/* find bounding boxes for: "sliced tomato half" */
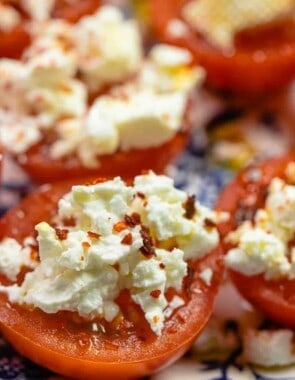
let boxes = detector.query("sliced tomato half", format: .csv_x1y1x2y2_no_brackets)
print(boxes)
216,153,295,327
149,0,295,95
0,179,223,379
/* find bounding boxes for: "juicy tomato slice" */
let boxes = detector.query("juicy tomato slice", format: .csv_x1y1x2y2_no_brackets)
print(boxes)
0,24,31,59
216,153,295,327
15,99,192,184
17,130,189,184
0,180,223,379
149,0,295,95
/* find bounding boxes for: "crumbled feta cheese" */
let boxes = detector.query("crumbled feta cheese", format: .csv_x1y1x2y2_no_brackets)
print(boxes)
75,5,142,92
226,171,295,280
243,329,295,366
182,0,294,51
0,111,41,154
0,4,21,31
166,19,190,39
83,90,186,158
199,268,213,286
139,44,204,94
150,44,193,67
0,7,201,168
0,60,27,112
21,0,55,21
0,238,36,281
0,173,222,336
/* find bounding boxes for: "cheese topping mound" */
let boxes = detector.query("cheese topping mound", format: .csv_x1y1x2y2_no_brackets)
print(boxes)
0,172,224,335
75,6,143,93
226,162,295,280
182,0,294,51
0,39,202,167
244,328,295,366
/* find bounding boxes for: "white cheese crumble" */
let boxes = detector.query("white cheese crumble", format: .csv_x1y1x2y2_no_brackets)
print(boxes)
21,0,55,21
182,0,294,51
244,329,295,366
0,4,21,32
199,268,213,286
0,172,224,336
0,238,36,281
75,6,143,93
226,163,295,280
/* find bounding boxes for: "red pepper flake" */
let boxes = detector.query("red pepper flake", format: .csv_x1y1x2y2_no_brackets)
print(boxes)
87,231,100,240
124,213,141,228
62,217,76,227
85,178,107,186
159,263,166,269
55,228,69,240
113,263,120,271
140,226,155,258
183,195,196,219
121,233,133,245
113,221,128,233
82,241,90,249
153,315,160,323
150,289,161,298
204,218,216,229
136,192,146,200
30,248,39,262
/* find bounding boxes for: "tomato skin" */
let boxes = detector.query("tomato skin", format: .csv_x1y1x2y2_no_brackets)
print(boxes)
0,180,224,379
149,0,295,95
216,153,295,327
0,24,31,59
16,130,189,184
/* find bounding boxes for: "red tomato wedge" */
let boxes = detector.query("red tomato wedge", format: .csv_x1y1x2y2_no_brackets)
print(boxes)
52,0,101,22
216,153,295,327
0,24,31,59
0,0,101,58
0,179,223,379
15,100,192,184
149,0,295,95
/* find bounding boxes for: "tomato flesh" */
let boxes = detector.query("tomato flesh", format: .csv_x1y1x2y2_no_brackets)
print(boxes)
0,180,223,379
216,153,295,327
149,0,295,95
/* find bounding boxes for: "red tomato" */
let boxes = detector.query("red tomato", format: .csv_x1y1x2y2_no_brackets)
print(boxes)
149,0,295,95
15,100,192,184
0,24,31,59
216,153,295,327
0,179,223,379
0,0,101,58
52,0,101,22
